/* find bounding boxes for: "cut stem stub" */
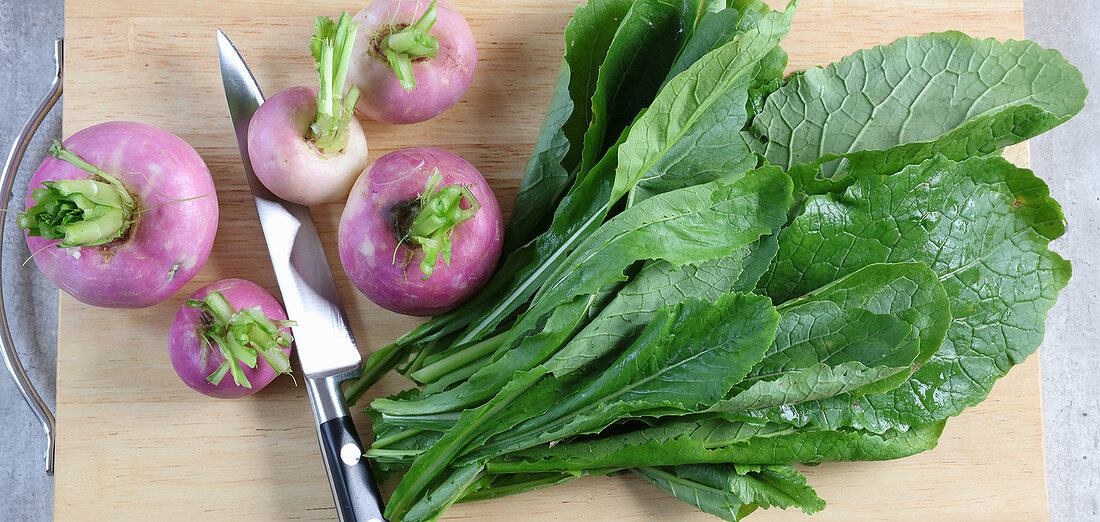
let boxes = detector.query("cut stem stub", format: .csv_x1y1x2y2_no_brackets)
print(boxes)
391,169,481,279
379,0,440,91
186,291,296,389
18,140,135,247
309,12,362,154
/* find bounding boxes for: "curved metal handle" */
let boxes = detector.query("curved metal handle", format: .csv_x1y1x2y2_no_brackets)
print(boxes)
0,39,63,474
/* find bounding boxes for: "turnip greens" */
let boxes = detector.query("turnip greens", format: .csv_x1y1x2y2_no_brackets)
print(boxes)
343,1,1086,519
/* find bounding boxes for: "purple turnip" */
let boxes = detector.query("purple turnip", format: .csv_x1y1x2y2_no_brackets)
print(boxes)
338,147,502,316
349,0,477,124
248,13,369,206
19,121,218,309
169,278,295,399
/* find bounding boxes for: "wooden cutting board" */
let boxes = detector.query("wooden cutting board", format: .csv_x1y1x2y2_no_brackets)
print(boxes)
56,0,1048,519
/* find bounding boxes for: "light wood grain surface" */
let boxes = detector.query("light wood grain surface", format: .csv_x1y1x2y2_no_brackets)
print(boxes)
56,0,1047,519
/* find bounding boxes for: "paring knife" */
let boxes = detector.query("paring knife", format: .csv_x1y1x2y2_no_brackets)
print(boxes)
216,29,386,522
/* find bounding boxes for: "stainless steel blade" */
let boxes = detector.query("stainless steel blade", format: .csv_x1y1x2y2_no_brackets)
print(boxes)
216,29,361,378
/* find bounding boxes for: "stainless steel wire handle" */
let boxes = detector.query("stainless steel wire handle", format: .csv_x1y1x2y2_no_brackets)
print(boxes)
1,39,63,474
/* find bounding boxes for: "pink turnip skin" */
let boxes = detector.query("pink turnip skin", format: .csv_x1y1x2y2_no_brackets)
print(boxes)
169,278,294,399
339,147,502,316
350,0,478,124
247,86,370,206
24,121,218,309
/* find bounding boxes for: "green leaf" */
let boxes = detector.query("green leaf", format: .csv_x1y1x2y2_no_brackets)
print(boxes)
660,1,774,86
748,32,1088,194
636,464,824,521
489,418,943,473
559,0,638,174
617,2,795,203
504,63,575,253
712,302,920,413
505,0,636,252
579,0,702,174
753,155,1070,431
545,253,753,377
309,12,360,153
401,463,484,522
458,472,580,503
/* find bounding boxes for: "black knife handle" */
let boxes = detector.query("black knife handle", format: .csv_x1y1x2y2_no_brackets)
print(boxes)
318,415,387,522
307,374,386,522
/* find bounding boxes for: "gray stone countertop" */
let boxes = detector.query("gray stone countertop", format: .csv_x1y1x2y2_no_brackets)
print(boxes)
0,1,1096,520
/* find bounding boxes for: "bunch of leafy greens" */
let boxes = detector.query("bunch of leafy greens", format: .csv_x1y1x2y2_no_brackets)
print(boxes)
344,1,1086,520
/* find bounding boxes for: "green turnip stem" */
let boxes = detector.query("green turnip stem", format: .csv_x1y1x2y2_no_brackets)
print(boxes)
309,12,360,154
402,170,482,279
371,427,426,450
203,292,237,322
421,354,489,394
17,141,136,247
387,31,436,57
186,292,295,388
365,448,426,459
47,140,134,207
386,49,418,91
412,0,438,33
410,332,507,384
383,0,439,91
343,341,410,405
61,211,125,246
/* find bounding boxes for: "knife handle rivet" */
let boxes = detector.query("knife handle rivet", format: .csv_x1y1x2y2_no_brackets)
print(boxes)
340,443,362,466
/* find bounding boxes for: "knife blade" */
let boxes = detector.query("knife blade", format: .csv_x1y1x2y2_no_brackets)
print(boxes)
216,28,386,522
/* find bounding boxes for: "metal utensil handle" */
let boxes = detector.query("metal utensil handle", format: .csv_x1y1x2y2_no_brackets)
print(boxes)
0,39,63,474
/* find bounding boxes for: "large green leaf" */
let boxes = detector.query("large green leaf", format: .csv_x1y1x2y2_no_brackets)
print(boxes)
636,464,824,521
661,0,774,86
504,63,575,254
715,302,919,413
505,0,637,252
579,0,703,174
753,155,1071,431
703,262,949,414
488,418,944,473
748,32,1087,194
618,2,796,203
545,254,753,377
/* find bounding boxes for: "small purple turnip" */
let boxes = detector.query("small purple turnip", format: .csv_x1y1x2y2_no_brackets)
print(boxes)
338,147,502,316
169,278,295,399
248,13,369,205
349,0,478,124
20,121,218,309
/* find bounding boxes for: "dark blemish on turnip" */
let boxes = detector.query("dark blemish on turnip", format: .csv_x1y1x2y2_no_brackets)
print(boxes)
390,198,424,244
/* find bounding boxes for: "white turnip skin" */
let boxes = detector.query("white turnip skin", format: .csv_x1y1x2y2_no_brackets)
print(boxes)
23,121,218,309
169,278,294,399
339,147,502,316
350,0,478,124
247,86,370,206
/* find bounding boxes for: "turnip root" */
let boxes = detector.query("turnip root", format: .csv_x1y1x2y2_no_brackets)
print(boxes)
169,278,295,399
248,13,369,205
349,0,477,124
338,147,502,316
20,121,218,308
